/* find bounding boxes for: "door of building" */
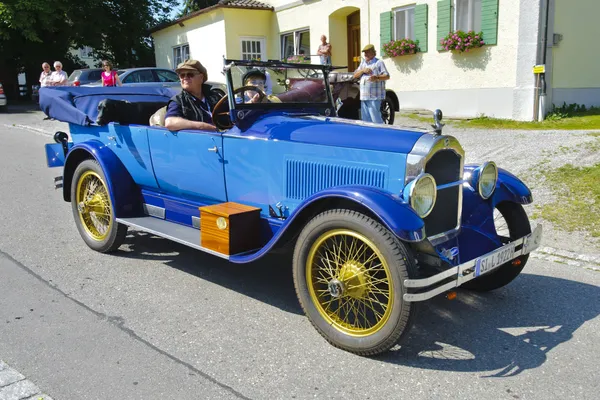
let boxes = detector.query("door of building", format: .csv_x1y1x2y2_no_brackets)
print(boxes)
347,11,361,72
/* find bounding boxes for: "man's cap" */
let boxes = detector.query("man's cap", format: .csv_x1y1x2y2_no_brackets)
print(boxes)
362,44,375,52
175,60,208,79
243,68,266,83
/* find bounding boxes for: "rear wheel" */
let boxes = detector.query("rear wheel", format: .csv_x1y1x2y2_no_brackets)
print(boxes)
293,209,416,355
464,202,531,292
381,96,395,125
71,159,127,253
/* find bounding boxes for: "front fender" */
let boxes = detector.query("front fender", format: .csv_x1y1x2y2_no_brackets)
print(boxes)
63,140,142,217
230,185,425,263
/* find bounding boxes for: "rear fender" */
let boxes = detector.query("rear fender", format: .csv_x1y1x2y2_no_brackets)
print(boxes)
62,141,142,217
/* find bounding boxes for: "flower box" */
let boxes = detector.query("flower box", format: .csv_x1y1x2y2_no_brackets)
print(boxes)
440,30,485,53
382,39,420,58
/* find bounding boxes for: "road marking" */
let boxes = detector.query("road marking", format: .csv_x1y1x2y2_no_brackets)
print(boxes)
0,359,53,400
1,124,53,137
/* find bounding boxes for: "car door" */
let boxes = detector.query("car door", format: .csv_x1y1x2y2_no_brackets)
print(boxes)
154,69,182,89
147,127,227,203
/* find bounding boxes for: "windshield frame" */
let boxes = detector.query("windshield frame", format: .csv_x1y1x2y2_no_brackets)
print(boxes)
223,59,343,120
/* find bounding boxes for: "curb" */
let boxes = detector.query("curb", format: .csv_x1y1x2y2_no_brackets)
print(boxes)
532,246,600,272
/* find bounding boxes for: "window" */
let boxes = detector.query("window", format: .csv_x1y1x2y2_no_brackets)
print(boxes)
394,5,415,40
280,29,310,60
240,38,266,61
156,70,179,82
79,46,93,58
455,0,482,32
173,44,190,67
123,70,155,84
88,70,102,81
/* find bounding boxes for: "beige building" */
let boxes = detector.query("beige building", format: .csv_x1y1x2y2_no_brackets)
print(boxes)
150,0,600,121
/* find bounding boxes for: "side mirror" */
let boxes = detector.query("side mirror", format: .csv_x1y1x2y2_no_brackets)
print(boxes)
432,109,444,135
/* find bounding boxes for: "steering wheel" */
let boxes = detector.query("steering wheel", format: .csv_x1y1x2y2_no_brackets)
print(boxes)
212,85,267,130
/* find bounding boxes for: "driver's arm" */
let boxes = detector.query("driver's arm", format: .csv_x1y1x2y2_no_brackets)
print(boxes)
165,116,216,132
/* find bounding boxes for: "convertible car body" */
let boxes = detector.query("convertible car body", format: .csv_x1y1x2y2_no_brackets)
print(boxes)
41,59,542,356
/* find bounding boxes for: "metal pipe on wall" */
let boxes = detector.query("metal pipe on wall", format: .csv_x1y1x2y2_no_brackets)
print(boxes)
535,0,551,121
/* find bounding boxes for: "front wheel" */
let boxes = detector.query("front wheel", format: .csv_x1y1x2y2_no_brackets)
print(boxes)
70,159,127,253
463,202,531,292
293,209,416,355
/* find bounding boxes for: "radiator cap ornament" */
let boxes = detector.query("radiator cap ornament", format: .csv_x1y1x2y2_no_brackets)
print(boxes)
432,109,444,135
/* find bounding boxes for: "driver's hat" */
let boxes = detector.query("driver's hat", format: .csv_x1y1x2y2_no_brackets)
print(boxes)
242,68,267,84
176,59,208,80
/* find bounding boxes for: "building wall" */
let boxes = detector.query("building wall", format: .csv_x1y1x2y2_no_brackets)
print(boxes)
223,9,275,60
152,11,227,83
550,0,600,107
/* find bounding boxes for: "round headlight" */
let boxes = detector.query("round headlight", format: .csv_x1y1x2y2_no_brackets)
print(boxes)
478,162,498,199
409,174,437,218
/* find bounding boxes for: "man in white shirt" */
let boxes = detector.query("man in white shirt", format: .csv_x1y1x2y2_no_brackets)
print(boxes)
50,61,68,86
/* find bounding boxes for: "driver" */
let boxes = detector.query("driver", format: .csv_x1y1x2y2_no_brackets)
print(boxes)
165,60,222,132
237,69,268,104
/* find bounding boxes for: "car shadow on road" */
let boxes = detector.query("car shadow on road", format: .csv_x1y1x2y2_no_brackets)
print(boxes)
119,231,302,315
379,273,600,376
118,231,598,376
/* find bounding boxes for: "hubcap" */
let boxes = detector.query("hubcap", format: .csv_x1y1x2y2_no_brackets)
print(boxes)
306,229,394,337
76,170,113,241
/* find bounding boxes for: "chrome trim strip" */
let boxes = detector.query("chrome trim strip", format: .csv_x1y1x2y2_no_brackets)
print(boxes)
402,225,542,302
143,204,166,219
192,216,200,229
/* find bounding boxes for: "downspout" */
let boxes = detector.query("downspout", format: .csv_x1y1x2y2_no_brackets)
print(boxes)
536,0,550,121
367,0,371,44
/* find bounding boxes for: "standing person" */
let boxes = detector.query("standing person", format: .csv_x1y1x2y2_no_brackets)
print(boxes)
50,61,68,86
39,63,52,87
164,59,221,132
353,44,389,124
317,35,332,65
101,60,122,87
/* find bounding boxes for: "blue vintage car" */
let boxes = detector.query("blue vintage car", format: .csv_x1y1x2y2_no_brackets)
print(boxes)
41,59,542,356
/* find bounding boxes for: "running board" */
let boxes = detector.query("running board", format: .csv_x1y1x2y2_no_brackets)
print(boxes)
116,217,230,260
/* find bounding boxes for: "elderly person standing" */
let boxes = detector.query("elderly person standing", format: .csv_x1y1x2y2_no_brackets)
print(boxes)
317,35,332,65
353,44,389,124
39,62,52,87
50,61,68,86
164,59,222,132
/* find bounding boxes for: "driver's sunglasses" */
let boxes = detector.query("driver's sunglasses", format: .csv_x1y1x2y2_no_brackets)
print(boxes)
179,72,199,79
247,79,265,86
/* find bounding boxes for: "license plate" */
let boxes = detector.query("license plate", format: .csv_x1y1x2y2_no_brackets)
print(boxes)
474,243,516,277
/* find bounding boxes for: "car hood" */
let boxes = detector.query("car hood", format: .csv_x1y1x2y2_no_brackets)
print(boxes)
232,114,428,154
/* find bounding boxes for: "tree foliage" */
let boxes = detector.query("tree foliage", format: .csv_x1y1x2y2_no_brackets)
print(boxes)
180,0,220,16
0,0,177,98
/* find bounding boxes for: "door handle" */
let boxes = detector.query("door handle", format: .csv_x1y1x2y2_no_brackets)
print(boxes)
208,146,218,152
107,136,116,141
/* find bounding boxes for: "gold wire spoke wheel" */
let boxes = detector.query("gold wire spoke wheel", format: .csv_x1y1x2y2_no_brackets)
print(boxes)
306,229,394,337
493,208,510,242
76,170,113,241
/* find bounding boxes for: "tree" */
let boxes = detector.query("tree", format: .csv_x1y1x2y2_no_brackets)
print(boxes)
180,0,220,16
0,0,177,99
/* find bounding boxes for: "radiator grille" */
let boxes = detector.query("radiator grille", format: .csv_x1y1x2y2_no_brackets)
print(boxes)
424,150,462,237
285,160,386,200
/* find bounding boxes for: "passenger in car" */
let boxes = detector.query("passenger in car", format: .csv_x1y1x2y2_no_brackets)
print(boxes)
164,60,222,132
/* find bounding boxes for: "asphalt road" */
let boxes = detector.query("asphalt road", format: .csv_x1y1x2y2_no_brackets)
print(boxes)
0,107,599,400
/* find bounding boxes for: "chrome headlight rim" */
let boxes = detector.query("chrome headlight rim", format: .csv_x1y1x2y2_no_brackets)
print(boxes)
407,173,437,218
477,161,498,200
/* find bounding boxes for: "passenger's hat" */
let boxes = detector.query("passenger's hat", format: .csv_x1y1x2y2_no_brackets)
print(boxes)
361,44,375,52
175,59,208,79
242,68,267,83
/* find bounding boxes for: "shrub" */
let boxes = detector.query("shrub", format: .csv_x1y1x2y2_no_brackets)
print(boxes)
440,30,485,53
382,39,420,58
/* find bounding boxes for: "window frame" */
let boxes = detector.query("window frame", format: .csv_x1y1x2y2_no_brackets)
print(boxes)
172,44,190,68
280,28,310,60
240,37,266,61
393,4,416,41
454,0,482,32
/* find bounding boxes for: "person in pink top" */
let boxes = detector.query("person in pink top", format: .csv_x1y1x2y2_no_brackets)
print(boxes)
101,60,122,87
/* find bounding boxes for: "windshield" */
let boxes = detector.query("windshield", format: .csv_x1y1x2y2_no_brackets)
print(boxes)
228,62,331,108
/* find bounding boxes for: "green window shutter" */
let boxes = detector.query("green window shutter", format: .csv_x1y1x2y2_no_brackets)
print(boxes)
380,11,392,55
481,0,499,45
414,4,429,52
437,0,451,51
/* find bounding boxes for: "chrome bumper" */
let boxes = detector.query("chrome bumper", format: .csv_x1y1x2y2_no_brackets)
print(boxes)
403,224,543,302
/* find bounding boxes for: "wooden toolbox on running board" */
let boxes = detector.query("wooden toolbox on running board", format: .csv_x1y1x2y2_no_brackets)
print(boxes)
199,202,261,255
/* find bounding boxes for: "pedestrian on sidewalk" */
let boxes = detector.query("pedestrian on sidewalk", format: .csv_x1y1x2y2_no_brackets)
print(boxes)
39,63,52,87
101,60,122,87
353,44,389,124
50,61,68,86
317,35,332,65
